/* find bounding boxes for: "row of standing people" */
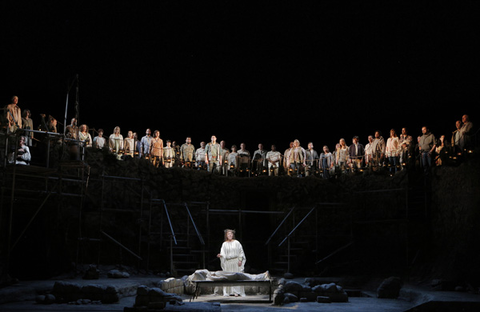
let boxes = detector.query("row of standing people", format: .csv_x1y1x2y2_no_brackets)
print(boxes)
60,114,475,177
3,96,473,176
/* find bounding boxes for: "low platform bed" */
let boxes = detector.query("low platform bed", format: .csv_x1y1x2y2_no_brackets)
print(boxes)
191,280,273,302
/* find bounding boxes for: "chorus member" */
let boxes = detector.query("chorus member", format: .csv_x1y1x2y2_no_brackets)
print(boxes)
459,114,473,151
252,143,267,174
216,229,246,297
371,131,385,169
348,136,365,171
399,136,413,170
364,135,374,167
220,140,229,175
109,126,124,155
335,138,348,173
78,124,93,147
283,142,294,173
399,128,408,144
9,136,31,165
47,115,58,133
418,126,436,174
406,136,416,170
140,128,153,159
124,130,135,158
93,129,106,149
385,129,400,174
266,144,281,176
5,95,22,133
227,145,238,175
435,135,446,166
134,132,141,157
65,118,78,139
320,145,334,179
195,141,206,170
451,120,462,153
150,130,164,167
205,135,222,173
304,142,318,176
38,113,49,131
21,109,34,146
171,141,181,167
163,140,175,168
289,139,306,176
237,143,251,175
180,137,196,167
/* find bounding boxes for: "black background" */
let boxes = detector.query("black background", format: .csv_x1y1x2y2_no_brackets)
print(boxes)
3,1,478,152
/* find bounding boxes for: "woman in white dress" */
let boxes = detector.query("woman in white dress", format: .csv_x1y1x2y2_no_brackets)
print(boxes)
217,229,246,297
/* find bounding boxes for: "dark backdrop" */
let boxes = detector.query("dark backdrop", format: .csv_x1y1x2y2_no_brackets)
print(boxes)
3,2,478,152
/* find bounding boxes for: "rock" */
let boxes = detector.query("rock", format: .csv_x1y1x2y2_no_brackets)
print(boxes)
52,281,82,302
83,265,100,280
283,281,304,295
107,269,130,278
431,279,453,291
284,272,294,279
299,291,317,302
273,291,285,306
82,284,107,301
35,295,46,304
328,292,349,302
283,292,298,303
137,285,149,296
312,282,349,302
149,301,166,309
44,294,56,304
135,294,150,307
317,295,332,303
377,276,403,299
133,285,183,308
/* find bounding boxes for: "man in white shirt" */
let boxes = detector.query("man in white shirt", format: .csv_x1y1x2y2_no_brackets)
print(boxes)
266,145,282,176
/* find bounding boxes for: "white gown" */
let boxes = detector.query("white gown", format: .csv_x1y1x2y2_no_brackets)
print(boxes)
219,240,246,296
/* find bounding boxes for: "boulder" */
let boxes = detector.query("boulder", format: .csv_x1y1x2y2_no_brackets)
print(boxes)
83,265,100,280
283,292,298,304
52,281,82,302
316,295,332,303
312,282,348,302
282,281,305,296
107,269,130,278
377,276,403,299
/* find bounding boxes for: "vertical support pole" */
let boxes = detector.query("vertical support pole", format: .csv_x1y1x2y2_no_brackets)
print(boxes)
138,180,144,271
46,137,51,168
405,187,409,266
6,134,19,274
170,235,174,276
287,236,291,274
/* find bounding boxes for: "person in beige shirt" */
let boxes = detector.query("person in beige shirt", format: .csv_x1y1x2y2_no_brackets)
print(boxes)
164,140,175,168
150,130,164,167
124,130,135,158
5,95,22,133
180,137,196,166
